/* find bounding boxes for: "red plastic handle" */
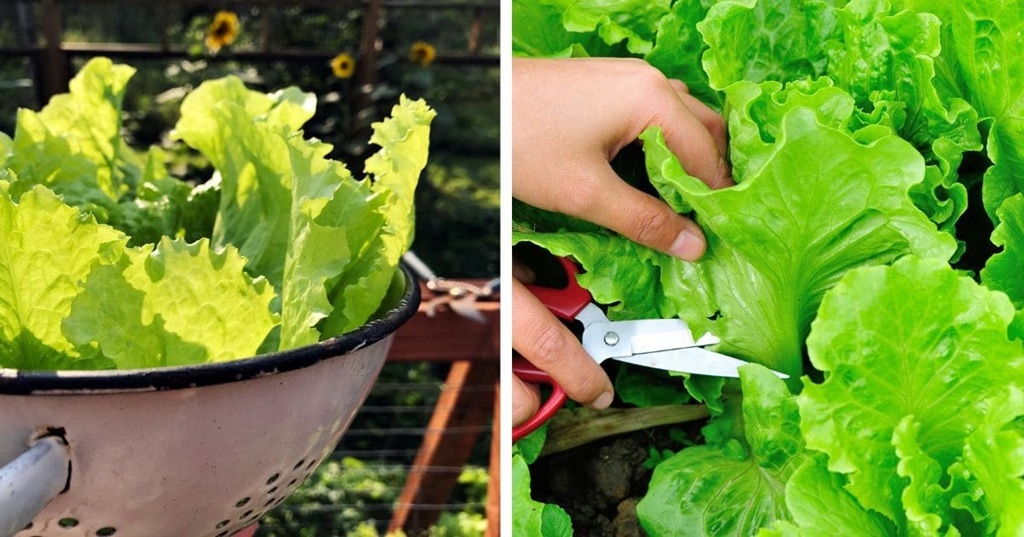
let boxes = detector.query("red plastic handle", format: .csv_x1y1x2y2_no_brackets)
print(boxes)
524,257,592,321
511,355,568,442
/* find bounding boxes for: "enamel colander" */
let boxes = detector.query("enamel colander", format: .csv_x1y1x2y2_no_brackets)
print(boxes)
0,268,420,537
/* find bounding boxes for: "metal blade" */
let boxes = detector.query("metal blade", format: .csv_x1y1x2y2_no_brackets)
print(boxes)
613,347,789,379
583,319,702,361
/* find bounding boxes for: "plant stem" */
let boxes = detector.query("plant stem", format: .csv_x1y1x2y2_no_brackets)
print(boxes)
539,404,709,457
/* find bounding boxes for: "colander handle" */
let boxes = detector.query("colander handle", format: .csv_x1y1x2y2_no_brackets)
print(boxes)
0,435,70,536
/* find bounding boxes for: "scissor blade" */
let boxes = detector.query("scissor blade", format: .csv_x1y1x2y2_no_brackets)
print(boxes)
614,347,789,379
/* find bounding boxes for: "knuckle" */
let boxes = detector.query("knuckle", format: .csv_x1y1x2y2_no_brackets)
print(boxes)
630,206,675,248
526,322,571,366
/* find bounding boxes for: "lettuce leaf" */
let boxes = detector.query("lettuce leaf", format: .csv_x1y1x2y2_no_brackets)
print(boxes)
0,185,275,370
0,58,433,369
638,365,809,536
512,452,574,536
520,96,955,381
0,184,127,370
64,237,277,369
798,256,1024,527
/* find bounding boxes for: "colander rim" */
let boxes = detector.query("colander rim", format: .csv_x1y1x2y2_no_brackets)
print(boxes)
0,266,421,395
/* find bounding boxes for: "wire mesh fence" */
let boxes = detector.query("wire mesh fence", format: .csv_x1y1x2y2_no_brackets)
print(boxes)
256,362,495,536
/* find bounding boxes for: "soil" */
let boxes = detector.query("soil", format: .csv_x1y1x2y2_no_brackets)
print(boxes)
530,429,674,537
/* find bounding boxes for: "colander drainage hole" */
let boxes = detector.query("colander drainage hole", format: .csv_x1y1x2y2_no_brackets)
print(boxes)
215,520,230,529
235,497,251,508
287,478,298,487
96,527,117,536
292,459,305,471
238,510,254,521
58,518,78,528
267,486,279,495
265,473,280,485
264,497,277,508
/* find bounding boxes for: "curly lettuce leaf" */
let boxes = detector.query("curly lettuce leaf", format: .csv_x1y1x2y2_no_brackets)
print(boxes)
512,451,573,536
644,0,720,107
176,80,433,338
698,0,840,91
644,106,955,378
758,458,895,537
638,365,808,536
173,76,315,289
980,193,1024,338
903,0,1024,220
798,256,1024,525
321,96,435,334
0,184,127,370
949,388,1024,534
64,237,277,369
5,58,135,205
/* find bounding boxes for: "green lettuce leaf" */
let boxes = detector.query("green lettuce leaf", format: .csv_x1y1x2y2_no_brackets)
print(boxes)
0,184,127,370
798,256,1024,525
950,388,1024,534
637,364,808,536
758,458,895,537
173,76,315,289
644,106,955,378
906,0,1024,220
644,0,720,107
981,194,1024,338
512,452,573,536
64,237,277,369
5,57,135,205
321,95,435,334
176,79,434,338
698,0,840,91
561,0,671,55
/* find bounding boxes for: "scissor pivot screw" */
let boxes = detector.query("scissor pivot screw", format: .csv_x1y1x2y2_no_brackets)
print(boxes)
604,332,619,346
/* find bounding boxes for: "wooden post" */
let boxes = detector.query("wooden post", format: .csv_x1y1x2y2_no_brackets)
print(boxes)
39,0,69,100
387,360,498,534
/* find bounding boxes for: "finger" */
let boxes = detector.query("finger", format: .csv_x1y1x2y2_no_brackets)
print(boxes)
512,257,536,283
511,374,541,427
567,162,707,260
512,279,614,407
632,71,732,189
667,82,729,161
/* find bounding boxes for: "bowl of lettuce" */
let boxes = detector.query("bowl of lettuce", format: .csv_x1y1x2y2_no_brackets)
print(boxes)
0,57,434,536
513,1,1024,535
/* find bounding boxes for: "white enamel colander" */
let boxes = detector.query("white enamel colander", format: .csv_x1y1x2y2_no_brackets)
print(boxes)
0,269,420,537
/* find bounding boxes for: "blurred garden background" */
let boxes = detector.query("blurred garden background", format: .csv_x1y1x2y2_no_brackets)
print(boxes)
0,1,499,535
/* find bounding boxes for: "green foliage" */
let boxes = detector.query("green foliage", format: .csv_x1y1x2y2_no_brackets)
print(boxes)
0,58,434,370
513,0,1024,535
258,458,490,537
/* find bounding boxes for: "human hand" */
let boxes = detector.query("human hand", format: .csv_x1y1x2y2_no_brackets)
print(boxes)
511,57,732,428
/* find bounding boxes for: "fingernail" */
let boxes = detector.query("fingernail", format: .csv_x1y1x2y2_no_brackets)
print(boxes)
591,390,614,410
669,229,705,261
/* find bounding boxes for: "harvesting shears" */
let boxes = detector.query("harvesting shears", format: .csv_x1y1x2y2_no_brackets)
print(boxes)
512,257,787,442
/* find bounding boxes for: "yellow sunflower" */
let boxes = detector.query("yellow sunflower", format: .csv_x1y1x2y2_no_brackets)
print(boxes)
409,41,436,67
205,11,239,53
330,52,356,79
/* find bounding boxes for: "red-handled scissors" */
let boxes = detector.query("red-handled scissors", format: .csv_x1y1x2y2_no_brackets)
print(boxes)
512,257,787,442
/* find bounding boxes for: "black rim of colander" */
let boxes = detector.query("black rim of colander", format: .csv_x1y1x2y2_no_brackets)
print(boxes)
0,266,421,395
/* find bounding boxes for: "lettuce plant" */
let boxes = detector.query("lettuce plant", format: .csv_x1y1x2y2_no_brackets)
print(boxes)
0,57,434,370
512,0,1024,534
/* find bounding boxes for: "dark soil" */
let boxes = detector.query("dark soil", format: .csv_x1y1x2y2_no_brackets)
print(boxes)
530,429,674,537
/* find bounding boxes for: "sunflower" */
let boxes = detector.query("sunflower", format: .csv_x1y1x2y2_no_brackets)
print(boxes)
409,41,436,67
205,11,239,53
330,52,356,79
